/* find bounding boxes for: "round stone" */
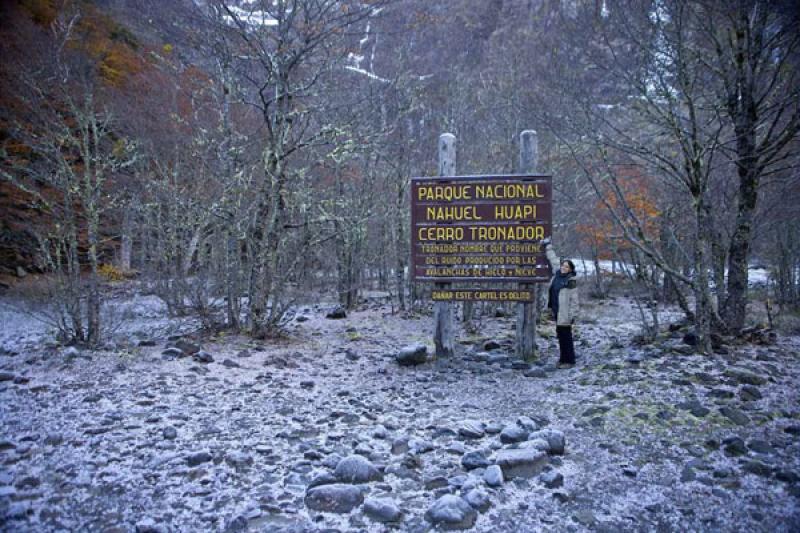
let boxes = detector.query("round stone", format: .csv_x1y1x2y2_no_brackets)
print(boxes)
484,465,504,487
363,497,402,523
305,484,364,513
334,455,383,483
461,450,490,470
464,488,491,513
424,494,477,530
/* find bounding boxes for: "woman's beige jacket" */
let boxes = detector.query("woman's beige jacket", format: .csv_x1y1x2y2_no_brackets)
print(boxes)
546,244,579,326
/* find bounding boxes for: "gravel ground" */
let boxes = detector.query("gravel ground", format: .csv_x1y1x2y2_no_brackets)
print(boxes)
1,292,799,532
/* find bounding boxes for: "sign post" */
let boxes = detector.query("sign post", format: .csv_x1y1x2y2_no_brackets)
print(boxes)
433,133,456,358
413,130,551,361
516,130,540,362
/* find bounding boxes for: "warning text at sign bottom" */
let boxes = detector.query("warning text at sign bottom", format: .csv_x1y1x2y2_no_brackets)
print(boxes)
431,290,534,302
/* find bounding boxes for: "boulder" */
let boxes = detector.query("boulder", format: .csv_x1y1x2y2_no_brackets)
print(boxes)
483,340,501,351
720,407,750,426
540,470,564,488
305,484,364,513
463,488,491,513
391,437,410,455
725,367,768,386
495,448,547,479
334,455,383,484
461,450,490,470
528,429,566,455
500,424,528,444
225,451,253,470
161,347,183,358
308,472,339,489
396,344,428,366
174,340,200,355
739,385,762,401
187,451,213,467
516,416,538,432
326,306,347,319
193,351,214,363
458,421,485,439
682,331,698,346
483,465,504,487
424,494,477,530
363,497,403,523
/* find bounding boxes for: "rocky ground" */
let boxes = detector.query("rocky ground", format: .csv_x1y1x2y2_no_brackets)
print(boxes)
1,292,799,532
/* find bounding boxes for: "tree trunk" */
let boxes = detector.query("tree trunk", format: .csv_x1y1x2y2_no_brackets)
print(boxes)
724,162,758,333
395,179,407,311
721,5,769,334
226,231,240,330
659,221,678,304
183,226,202,276
119,207,133,271
711,227,726,308
248,207,268,336
694,196,718,354
592,249,603,298
86,206,101,346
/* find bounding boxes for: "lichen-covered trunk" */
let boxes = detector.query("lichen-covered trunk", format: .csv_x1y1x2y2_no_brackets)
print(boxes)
86,224,101,346
119,207,133,271
394,180,407,311
249,148,285,337
694,197,717,354
724,159,759,333
226,231,241,330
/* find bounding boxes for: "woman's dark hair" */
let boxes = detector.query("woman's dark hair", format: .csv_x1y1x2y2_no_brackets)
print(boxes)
561,259,576,274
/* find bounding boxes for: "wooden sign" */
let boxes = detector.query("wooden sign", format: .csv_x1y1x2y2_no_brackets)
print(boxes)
411,174,552,284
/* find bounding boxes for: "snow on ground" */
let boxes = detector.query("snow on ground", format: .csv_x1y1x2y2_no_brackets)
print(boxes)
573,259,771,287
1,287,798,532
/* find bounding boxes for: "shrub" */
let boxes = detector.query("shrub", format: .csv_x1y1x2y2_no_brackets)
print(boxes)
98,263,128,282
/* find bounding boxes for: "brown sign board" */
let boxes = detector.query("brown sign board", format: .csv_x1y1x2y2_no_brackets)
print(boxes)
411,174,553,284
431,289,535,302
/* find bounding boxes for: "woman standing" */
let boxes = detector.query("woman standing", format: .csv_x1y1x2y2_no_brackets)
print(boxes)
542,238,579,368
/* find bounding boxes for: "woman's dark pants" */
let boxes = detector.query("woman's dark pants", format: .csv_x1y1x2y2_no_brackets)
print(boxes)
556,325,576,364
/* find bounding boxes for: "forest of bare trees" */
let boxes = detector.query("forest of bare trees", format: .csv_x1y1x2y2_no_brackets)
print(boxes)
1,0,798,350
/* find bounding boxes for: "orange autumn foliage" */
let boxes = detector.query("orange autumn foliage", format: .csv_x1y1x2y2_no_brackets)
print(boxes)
17,0,146,87
19,0,57,25
577,166,660,259
73,9,145,86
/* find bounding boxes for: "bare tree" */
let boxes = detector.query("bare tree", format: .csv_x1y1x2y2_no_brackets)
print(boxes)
704,1,800,332
1,7,135,345
212,0,387,335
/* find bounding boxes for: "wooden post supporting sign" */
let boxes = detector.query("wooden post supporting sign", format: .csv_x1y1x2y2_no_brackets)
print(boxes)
412,130,551,360
516,130,539,362
434,133,456,357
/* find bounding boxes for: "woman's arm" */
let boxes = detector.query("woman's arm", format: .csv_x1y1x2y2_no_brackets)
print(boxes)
545,243,560,272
